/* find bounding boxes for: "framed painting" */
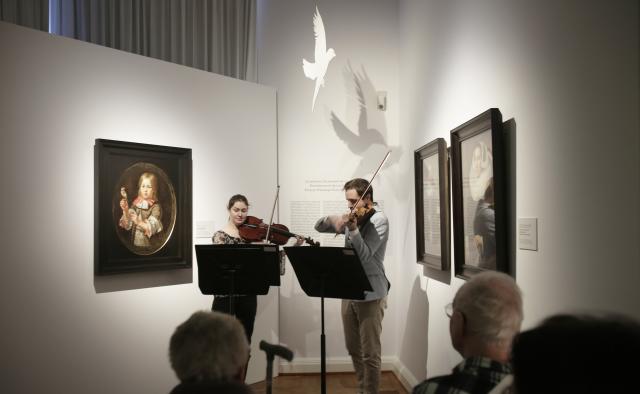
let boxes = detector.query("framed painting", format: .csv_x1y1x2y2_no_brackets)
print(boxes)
94,139,192,275
414,138,450,283
450,109,508,279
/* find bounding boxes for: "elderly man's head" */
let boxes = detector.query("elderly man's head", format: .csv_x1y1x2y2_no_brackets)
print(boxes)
449,271,523,362
169,311,249,383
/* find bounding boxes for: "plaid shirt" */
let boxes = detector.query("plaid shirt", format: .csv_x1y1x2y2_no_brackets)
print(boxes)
412,357,512,394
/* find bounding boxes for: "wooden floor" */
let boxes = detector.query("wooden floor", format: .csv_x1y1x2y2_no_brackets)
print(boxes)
249,371,409,394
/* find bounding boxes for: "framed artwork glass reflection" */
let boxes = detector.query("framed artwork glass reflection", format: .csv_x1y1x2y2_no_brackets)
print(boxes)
450,109,508,279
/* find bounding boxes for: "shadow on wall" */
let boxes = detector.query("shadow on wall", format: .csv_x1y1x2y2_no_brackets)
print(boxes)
399,276,430,382
329,63,403,194
94,268,192,293
502,118,517,279
278,269,327,355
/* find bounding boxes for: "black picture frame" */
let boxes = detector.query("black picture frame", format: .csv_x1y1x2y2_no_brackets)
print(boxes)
414,138,450,283
450,109,507,279
94,139,192,275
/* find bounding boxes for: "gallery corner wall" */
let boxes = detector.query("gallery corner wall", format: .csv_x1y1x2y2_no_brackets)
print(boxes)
259,0,638,388
397,0,639,383
257,0,403,375
0,21,278,393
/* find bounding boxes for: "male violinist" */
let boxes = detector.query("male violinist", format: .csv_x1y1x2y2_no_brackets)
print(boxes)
314,178,390,394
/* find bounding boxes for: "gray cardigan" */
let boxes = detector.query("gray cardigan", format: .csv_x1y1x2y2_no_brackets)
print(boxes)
314,210,389,301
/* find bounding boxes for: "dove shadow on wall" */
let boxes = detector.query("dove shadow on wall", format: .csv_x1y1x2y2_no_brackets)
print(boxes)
329,63,404,197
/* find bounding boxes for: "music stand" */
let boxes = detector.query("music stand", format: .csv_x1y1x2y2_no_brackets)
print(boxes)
284,246,372,394
195,244,280,315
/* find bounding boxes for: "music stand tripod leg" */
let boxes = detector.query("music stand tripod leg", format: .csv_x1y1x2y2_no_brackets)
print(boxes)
229,269,236,316
321,293,326,394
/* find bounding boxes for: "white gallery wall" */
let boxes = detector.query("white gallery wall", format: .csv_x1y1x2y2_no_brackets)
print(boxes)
396,0,639,384
258,0,639,388
0,22,280,393
257,0,404,374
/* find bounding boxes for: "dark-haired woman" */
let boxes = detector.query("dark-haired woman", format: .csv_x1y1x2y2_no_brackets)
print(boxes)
211,194,257,344
211,194,302,344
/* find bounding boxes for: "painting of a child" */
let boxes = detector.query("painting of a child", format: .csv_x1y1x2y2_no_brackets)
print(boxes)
96,139,188,275
114,162,176,256
119,171,164,252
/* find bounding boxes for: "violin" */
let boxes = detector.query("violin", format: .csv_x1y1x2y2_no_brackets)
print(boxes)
333,151,390,238
349,204,376,228
239,216,320,246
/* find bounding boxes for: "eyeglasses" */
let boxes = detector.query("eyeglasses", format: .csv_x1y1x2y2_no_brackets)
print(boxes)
444,303,454,318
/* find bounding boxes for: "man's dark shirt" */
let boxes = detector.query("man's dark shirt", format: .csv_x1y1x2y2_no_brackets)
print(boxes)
412,356,511,394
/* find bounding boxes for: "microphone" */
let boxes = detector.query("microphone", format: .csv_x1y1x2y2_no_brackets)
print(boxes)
259,340,294,362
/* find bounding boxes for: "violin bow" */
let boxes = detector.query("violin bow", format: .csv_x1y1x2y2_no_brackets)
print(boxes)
350,150,391,214
265,185,280,242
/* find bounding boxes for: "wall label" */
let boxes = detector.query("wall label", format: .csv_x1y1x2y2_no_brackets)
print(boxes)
518,218,538,251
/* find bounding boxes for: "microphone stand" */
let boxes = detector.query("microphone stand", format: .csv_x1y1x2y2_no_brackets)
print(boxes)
259,340,293,394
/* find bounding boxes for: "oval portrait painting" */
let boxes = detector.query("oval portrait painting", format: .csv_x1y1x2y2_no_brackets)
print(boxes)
112,162,177,255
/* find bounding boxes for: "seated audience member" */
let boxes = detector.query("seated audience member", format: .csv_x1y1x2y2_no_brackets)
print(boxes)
413,271,523,394
510,313,640,394
169,311,253,394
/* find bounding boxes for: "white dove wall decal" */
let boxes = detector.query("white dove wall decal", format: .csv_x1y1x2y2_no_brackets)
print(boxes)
302,6,336,112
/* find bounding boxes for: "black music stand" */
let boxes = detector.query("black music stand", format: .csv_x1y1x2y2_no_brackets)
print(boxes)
195,244,280,315
284,246,372,394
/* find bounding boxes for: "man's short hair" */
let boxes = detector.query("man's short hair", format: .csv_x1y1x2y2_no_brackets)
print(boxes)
169,311,249,382
454,271,523,346
344,178,373,201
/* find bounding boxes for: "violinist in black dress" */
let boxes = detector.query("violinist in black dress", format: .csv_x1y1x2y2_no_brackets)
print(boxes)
211,194,303,344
